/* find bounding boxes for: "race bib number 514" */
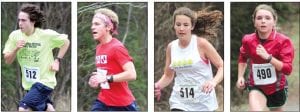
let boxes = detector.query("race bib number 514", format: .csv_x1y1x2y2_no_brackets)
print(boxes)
252,63,277,85
23,66,40,82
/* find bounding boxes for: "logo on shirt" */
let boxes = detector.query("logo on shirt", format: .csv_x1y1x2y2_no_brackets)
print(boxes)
24,42,41,48
96,55,107,64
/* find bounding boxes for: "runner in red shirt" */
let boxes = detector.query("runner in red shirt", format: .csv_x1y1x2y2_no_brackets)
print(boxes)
236,4,294,111
88,8,138,111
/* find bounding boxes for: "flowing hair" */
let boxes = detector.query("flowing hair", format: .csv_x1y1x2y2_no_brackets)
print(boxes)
192,7,223,39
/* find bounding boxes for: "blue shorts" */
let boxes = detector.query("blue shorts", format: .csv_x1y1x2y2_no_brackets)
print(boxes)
19,82,53,111
91,99,138,111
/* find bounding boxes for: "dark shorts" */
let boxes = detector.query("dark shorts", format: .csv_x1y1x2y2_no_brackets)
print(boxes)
171,108,184,111
91,99,138,111
248,86,287,108
19,82,53,111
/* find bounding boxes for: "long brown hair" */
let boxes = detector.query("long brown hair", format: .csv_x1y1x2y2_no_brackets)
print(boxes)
172,7,223,39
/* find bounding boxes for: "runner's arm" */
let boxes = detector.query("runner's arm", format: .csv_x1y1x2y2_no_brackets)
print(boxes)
56,36,70,59
156,43,175,89
238,63,247,79
4,39,26,64
272,39,294,75
4,48,18,64
201,38,223,85
109,61,137,82
51,36,69,71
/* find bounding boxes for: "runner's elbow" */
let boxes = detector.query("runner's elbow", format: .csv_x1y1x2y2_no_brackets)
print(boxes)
281,63,292,75
4,56,13,64
128,70,137,81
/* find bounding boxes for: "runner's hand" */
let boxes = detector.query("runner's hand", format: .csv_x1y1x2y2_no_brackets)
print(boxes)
236,77,245,90
50,60,59,72
91,72,107,84
154,83,161,101
16,39,26,50
88,74,98,88
256,44,270,60
202,80,217,94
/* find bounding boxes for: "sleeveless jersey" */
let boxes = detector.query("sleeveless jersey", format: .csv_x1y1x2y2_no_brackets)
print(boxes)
169,35,218,111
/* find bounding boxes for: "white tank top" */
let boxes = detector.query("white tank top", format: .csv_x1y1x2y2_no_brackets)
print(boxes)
169,35,218,111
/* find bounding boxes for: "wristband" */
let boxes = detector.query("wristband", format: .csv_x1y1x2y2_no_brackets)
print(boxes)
267,55,272,63
107,75,113,83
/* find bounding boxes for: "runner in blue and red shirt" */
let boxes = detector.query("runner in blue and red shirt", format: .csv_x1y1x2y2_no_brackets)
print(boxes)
236,4,294,111
88,8,138,111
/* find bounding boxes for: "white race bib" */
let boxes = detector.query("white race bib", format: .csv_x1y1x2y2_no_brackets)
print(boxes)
97,68,110,89
23,66,40,82
177,84,201,103
252,63,277,85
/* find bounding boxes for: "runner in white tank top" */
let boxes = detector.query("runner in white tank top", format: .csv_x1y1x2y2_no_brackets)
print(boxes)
154,7,223,111
169,35,218,111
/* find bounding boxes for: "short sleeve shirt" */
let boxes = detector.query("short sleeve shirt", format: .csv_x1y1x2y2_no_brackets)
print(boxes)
3,28,67,90
95,38,135,106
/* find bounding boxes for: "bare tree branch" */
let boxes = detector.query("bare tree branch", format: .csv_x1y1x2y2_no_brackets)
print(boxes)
78,3,146,14
122,4,132,44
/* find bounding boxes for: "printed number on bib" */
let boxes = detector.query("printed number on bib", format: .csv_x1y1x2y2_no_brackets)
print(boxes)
252,63,276,85
24,66,40,82
180,87,194,98
177,84,202,103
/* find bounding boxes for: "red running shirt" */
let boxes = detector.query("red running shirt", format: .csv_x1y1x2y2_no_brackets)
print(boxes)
95,38,135,106
238,30,294,95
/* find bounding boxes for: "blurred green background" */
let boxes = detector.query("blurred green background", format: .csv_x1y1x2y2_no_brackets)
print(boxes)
154,2,224,111
1,2,71,111
77,2,148,111
230,2,299,111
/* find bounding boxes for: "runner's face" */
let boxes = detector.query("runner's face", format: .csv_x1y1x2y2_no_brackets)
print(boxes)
254,9,275,34
174,15,194,39
91,14,110,41
18,12,35,34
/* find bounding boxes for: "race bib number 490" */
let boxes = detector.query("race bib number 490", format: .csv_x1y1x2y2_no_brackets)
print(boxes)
252,63,277,85
23,66,40,82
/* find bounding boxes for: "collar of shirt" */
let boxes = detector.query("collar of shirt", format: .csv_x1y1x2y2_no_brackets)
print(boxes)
255,30,276,44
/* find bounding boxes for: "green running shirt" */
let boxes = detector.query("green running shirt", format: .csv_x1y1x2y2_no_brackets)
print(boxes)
3,28,67,90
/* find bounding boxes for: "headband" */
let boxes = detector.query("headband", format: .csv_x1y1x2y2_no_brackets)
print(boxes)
94,13,118,35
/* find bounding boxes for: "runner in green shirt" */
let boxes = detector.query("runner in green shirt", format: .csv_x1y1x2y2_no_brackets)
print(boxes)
3,4,70,111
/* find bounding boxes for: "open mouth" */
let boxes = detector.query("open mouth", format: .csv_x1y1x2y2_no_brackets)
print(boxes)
92,31,97,34
179,33,185,35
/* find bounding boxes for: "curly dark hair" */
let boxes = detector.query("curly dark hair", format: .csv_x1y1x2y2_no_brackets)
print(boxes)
19,4,45,28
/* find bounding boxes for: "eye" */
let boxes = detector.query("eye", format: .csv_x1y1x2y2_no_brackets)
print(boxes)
256,16,262,20
265,16,271,20
92,22,100,26
175,23,181,26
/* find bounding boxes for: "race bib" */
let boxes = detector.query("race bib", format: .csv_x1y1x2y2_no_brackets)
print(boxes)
177,84,200,103
252,63,277,85
23,66,40,82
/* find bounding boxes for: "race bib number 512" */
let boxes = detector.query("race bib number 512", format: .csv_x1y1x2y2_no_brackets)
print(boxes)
23,66,40,82
252,63,277,85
